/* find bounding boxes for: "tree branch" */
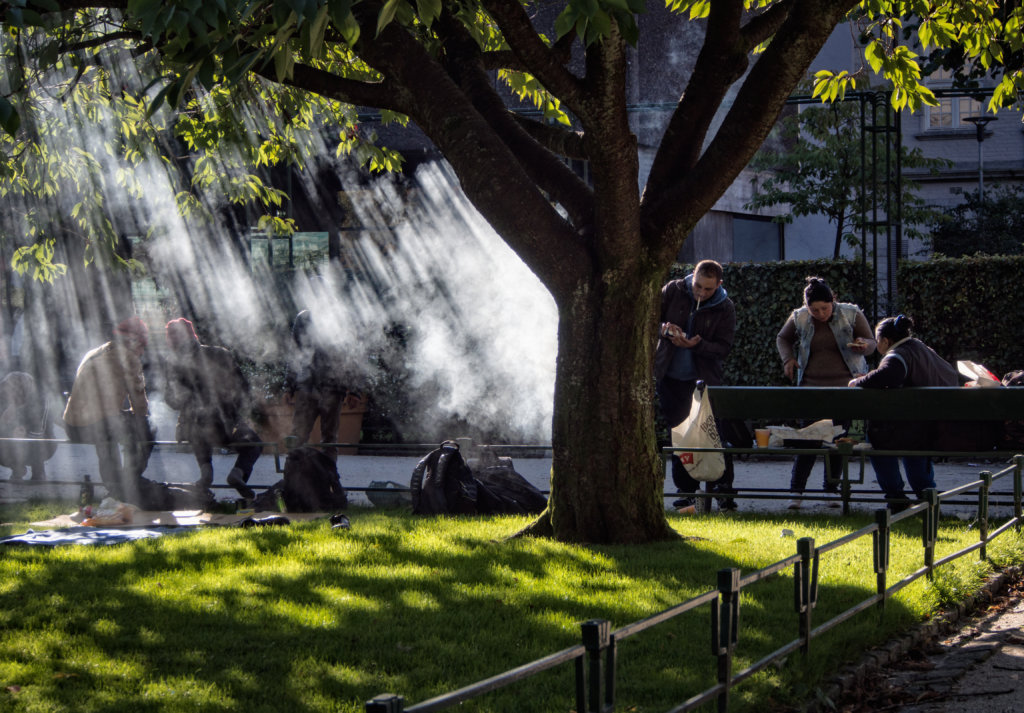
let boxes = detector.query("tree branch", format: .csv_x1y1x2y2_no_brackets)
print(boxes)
480,0,586,112
643,0,860,260
349,6,588,299
431,7,594,229
739,0,797,49
258,61,410,115
643,0,749,201
63,30,139,52
511,113,586,159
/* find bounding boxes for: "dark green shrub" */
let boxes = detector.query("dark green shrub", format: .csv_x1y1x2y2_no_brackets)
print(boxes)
897,255,1024,377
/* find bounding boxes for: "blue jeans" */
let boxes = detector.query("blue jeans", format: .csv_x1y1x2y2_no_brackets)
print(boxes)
870,456,935,500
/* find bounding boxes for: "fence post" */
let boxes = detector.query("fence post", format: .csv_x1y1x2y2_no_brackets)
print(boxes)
873,509,890,613
922,488,939,579
979,471,992,561
580,619,610,713
1015,456,1023,532
366,695,405,713
712,568,741,713
794,537,818,655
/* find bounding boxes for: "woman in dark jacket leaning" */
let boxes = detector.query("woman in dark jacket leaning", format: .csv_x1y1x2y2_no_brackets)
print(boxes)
848,315,959,507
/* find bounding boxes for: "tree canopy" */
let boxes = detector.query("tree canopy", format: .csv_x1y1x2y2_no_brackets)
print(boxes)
2,0,1024,543
746,91,949,260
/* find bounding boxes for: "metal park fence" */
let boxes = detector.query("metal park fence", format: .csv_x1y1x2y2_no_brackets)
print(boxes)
365,455,1024,713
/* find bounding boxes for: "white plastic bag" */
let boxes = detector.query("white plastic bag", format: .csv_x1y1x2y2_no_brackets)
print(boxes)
957,360,1001,388
670,387,725,482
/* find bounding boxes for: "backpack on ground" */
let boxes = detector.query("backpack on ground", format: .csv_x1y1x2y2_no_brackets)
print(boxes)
410,441,478,515
409,441,548,516
282,446,348,512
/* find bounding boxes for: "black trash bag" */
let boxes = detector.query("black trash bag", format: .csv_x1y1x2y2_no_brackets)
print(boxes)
135,479,215,511
474,466,547,515
281,446,347,512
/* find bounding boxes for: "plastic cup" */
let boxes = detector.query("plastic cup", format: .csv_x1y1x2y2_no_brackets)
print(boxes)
755,429,771,448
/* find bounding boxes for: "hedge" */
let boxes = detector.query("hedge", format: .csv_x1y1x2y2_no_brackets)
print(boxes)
897,254,1024,378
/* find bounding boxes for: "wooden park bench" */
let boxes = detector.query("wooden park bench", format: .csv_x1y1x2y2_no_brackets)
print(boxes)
687,385,1024,514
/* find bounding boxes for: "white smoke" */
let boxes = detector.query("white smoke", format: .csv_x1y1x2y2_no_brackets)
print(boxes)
3,33,558,443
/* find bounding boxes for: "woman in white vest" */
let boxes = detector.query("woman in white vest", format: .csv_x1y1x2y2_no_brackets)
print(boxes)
776,277,876,509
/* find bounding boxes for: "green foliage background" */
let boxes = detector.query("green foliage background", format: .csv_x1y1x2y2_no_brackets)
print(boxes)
899,255,1024,378
668,255,1024,387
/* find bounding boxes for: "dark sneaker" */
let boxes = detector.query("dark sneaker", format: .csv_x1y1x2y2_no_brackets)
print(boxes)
718,498,738,512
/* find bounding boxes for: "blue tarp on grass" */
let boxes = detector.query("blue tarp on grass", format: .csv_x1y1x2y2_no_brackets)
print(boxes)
0,526,188,547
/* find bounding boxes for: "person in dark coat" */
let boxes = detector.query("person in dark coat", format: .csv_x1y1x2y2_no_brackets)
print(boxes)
849,314,959,508
164,318,262,499
654,259,738,513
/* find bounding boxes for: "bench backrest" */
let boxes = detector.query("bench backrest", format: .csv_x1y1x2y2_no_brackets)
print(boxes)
705,386,1024,422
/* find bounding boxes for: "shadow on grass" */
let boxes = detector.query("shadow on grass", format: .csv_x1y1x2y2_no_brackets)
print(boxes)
0,508,962,713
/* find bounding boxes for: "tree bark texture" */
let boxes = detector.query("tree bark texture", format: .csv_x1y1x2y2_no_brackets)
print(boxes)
538,271,677,544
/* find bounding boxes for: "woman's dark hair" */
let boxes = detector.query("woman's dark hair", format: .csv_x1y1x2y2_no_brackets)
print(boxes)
876,314,914,342
803,276,834,306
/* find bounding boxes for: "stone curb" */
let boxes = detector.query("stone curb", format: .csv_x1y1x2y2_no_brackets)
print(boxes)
803,564,1023,712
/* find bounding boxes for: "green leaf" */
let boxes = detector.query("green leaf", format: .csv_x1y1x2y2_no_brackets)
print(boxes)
339,11,360,44
327,0,353,32
415,0,441,26
376,0,401,36
554,6,576,38
305,4,330,58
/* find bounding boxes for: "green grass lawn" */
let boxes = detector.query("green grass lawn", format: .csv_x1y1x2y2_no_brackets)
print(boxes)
1,501,1021,713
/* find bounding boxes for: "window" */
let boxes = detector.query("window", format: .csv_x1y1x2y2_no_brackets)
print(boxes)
249,231,329,272
922,69,986,131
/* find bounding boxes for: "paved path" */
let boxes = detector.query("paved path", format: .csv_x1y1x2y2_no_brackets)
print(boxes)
826,574,1024,713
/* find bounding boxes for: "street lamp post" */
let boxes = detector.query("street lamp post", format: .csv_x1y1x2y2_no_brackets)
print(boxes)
963,115,997,202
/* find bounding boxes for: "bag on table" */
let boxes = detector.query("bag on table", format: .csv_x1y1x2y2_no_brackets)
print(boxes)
670,386,725,482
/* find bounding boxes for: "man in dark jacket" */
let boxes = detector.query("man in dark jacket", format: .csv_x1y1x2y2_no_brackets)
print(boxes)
655,260,739,513
164,318,262,499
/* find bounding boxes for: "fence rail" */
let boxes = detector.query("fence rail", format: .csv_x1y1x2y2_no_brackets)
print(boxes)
365,455,1024,713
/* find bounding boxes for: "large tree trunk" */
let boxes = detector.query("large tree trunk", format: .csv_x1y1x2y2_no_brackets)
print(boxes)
520,269,677,544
